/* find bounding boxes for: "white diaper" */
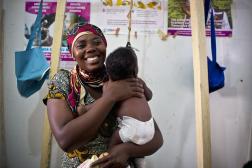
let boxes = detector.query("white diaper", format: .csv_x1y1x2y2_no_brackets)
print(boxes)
117,116,155,145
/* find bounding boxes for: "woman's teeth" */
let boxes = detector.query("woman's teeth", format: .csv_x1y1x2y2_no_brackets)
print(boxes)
86,56,98,63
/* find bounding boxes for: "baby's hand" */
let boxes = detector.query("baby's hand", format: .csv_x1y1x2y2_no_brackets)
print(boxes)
137,77,152,101
77,153,109,168
77,104,86,116
77,159,92,168
77,103,94,116
91,145,129,168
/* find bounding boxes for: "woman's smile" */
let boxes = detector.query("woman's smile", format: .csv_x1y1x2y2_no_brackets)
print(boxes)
86,56,99,64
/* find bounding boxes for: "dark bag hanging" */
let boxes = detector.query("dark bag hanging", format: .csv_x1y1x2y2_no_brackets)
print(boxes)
15,0,49,97
206,5,226,93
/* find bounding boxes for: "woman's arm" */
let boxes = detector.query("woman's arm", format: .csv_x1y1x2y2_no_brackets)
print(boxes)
91,119,163,168
47,94,115,152
47,78,144,152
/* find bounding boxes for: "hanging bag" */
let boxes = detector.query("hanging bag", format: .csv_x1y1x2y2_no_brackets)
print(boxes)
207,7,226,93
15,0,49,97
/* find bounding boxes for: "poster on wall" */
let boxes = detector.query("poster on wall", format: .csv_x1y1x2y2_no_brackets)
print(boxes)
92,0,166,35
24,0,90,69
167,0,233,37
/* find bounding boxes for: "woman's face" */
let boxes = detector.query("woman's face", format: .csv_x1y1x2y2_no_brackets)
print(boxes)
72,33,106,72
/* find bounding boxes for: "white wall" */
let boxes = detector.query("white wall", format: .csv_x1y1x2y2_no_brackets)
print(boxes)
0,0,6,167
2,0,252,168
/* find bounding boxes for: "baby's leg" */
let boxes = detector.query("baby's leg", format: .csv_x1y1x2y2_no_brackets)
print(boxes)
108,128,123,148
133,157,146,168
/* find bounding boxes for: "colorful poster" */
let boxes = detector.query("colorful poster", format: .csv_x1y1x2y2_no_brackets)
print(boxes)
92,0,166,35
167,0,233,37
25,0,90,69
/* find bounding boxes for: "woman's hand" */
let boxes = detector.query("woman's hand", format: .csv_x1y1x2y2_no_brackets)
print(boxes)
91,144,130,168
103,78,144,102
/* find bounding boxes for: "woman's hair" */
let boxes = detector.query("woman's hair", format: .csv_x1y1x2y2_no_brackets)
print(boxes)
106,47,138,81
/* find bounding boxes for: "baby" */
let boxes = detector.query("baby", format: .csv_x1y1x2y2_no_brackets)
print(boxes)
106,46,155,168
77,46,155,168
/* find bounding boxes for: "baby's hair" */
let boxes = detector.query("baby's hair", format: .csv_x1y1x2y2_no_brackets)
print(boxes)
106,47,138,81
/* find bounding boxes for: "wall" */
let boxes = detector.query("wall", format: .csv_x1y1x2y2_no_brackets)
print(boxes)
0,0,6,167
209,1,252,167
2,0,252,168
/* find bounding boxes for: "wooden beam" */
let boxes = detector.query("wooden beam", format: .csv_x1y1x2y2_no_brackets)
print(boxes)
189,0,212,168
40,0,66,168
49,0,66,78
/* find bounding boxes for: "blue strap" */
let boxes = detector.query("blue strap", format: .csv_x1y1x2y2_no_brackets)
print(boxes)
205,0,217,63
26,0,43,50
204,0,211,24
210,8,217,62
204,0,217,63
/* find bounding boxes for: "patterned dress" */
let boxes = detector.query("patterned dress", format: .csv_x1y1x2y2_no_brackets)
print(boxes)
43,69,117,168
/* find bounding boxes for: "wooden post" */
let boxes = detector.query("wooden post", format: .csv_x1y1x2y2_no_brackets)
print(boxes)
189,0,212,168
40,0,66,168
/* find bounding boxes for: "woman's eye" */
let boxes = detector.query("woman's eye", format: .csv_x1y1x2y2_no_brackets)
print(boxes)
93,38,102,45
76,44,86,49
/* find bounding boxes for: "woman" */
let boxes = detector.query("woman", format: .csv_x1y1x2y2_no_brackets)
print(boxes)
43,22,163,168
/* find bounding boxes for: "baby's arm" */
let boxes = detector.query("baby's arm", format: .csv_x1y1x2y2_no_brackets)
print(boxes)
138,78,152,101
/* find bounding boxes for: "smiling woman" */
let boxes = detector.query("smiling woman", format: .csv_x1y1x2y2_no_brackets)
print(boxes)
73,33,106,73
43,22,163,168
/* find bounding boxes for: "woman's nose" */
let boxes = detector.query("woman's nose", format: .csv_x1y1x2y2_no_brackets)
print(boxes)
86,43,96,53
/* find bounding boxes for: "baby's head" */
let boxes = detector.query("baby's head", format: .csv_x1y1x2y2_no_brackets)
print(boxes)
106,47,138,81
